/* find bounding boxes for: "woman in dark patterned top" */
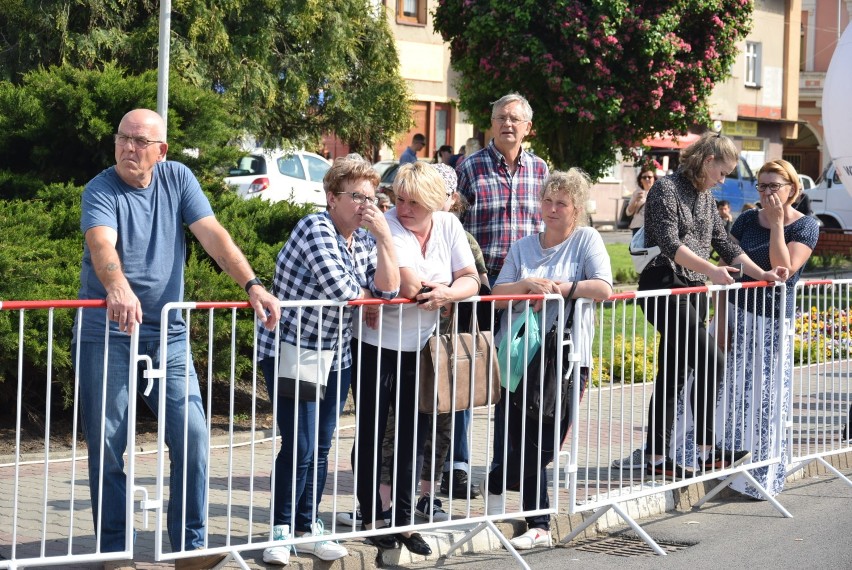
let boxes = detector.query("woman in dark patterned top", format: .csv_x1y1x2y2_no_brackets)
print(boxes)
639,132,787,479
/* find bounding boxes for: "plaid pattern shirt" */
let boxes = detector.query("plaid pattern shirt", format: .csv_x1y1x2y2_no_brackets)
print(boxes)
256,212,398,370
457,140,548,274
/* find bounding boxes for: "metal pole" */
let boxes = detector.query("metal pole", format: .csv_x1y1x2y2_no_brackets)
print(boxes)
157,0,172,134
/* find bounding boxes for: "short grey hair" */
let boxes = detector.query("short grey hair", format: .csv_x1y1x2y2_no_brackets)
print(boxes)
491,93,533,122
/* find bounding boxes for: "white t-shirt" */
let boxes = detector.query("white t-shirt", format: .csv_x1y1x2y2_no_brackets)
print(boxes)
494,226,612,367
356,210,475,352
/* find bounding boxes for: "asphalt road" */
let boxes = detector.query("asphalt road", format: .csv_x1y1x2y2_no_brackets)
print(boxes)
399,468,852,569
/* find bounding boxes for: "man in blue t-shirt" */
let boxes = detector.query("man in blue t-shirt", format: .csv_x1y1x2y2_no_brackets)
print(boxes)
75,109,279,570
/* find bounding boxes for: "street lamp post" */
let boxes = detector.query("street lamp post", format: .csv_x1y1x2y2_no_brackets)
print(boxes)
157,0,171,133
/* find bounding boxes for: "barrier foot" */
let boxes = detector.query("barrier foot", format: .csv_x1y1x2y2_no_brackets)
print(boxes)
559,503,666,556
694,472,793,518
609,503,667,556
784,459,812,479
816,457,852,488
558,504,611,545
444,520,531,570
225,550,247,570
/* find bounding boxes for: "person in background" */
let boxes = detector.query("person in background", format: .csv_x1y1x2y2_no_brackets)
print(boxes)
716,200,734,234
485,168,612,550
448,145,466,169
713,159,818,499
639,131,787,480
256,155,399,565
412,163,489,522
456,92,548,473
400,133,426,165
626,164,657,236
75,109,280,570
741,202,758,213
434,144,453,165
351,161,479,556
376,192,392,213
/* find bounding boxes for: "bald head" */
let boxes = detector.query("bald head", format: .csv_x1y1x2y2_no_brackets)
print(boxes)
114,109,169,188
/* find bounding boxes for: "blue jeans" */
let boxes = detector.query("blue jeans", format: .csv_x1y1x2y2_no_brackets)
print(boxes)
76,334,208,553
444,409,471,473
261,358,351,533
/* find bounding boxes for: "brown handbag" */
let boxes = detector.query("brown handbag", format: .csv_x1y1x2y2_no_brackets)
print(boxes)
418,315,502,414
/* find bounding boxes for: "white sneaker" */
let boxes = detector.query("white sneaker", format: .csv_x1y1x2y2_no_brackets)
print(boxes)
479,479,505,516
297,520,348,561
509,527,552,550
263,524,291,566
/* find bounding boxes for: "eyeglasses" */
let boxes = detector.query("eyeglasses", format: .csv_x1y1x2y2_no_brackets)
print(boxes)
757,182,790,193
114,133,164,149
491,115,529,125
336,191,378,205
640,175,656,180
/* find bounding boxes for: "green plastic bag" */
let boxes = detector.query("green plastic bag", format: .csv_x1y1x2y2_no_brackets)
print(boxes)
497,307,541,392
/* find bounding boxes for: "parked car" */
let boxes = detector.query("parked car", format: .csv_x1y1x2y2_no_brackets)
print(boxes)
378,161,402,194
224,149,331,208
711,155,759,216
372,160,398,180
799,173,815,191
805,163,852,229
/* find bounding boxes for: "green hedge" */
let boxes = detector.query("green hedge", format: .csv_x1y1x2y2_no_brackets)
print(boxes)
0,176,312,409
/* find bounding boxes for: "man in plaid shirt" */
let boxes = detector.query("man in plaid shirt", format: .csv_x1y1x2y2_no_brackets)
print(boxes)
457,93,548,281
453,92,548,494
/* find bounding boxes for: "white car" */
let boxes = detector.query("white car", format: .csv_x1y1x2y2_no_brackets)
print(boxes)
805,164,851,229
224,149,331,208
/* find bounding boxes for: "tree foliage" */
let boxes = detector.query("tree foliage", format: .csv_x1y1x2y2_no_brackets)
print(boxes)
0,64,240,188
434,0,753,179
0,0,412,154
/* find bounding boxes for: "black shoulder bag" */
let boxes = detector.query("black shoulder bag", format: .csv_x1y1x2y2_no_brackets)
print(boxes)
512,282,578,424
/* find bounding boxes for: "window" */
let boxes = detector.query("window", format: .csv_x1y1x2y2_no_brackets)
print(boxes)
278,155,305,180
397,0,426,25
304,155,331,183
744,41,762,87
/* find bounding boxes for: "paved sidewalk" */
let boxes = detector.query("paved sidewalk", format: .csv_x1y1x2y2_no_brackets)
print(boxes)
3,370,850,569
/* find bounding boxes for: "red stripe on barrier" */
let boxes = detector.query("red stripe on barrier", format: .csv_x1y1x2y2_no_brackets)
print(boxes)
799,280,834,286
0,299,107,311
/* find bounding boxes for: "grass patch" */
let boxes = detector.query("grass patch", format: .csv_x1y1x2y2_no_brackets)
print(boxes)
606,243,638,285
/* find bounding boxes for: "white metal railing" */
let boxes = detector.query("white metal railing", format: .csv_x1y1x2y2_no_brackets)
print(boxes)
2,280,852,568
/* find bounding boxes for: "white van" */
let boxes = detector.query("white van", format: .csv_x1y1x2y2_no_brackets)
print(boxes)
805,164,852,229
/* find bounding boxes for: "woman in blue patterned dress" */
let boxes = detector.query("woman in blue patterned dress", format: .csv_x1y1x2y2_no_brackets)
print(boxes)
715,159,818,498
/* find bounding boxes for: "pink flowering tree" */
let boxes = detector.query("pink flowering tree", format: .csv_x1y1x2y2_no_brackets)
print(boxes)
434,0,752,179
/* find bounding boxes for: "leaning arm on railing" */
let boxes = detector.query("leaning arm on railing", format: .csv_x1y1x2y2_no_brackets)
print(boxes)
189,216,280,331
85,225,143,334
555,278,612,302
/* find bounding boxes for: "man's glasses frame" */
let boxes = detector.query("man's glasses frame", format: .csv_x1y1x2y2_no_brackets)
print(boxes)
114,133,165,149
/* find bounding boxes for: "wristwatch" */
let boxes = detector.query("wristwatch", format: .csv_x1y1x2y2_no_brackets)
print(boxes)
244,277,264,294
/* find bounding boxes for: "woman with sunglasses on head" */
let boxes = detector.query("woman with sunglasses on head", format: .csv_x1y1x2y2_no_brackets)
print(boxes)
713,159,818,499
626,164,657,235
256,154,400,565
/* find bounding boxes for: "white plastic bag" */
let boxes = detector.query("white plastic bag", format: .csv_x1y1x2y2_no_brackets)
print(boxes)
629,226,661,274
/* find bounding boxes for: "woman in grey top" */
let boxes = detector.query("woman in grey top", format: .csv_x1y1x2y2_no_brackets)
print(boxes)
639,132,787,479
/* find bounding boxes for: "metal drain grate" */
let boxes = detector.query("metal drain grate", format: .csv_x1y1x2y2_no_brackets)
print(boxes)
571,535,691,557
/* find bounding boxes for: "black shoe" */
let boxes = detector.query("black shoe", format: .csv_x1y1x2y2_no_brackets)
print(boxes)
440,469,481,499
395,532,432,557
365,534,399,550
703,447,751,470
645,458,698,479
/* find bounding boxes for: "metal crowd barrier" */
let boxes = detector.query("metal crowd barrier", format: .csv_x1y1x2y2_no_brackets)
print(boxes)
2,281,852,569
785,280,852,485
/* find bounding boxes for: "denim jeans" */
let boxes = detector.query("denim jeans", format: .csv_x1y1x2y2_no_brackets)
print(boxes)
443,409,471,473
261,358,351,534
76,334,208,553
